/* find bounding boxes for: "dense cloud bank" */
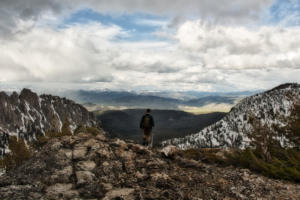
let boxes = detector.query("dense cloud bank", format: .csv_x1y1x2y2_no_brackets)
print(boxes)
0,0,300,92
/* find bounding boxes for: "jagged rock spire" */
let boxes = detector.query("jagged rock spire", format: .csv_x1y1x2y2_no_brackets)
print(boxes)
0,88,98,156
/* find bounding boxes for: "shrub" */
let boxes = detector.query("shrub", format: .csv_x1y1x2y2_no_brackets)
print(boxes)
86,127,101,136
225,147,300,182
74,125,101,136
61,119,72,136
180,149,201,160
74,125,87,135
180,146,300,182
0,136,31,170
286,104,300,147
180,148,225,165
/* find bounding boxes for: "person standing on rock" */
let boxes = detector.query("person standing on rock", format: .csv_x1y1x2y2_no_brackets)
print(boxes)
140,108,155,147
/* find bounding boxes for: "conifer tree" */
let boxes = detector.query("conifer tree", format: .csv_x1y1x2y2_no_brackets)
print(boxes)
2,136,31,170
61,118,72,136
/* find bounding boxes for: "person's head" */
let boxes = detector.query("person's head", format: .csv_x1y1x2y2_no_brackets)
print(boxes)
146,108,151,113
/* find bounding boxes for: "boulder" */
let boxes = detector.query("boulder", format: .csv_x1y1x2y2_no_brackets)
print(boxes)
160,145,178,158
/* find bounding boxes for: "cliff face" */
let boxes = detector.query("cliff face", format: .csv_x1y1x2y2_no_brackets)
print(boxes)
163,83,300,149
0,88,97,155
0,132,299,200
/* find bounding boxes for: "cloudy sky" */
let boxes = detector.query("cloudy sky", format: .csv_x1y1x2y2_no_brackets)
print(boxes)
0,0,300,92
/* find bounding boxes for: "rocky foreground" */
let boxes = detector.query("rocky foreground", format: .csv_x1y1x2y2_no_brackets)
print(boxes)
0,132,299,200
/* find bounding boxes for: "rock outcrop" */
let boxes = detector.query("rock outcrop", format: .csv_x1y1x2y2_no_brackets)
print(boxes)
0,132,299,200
0,88,97,155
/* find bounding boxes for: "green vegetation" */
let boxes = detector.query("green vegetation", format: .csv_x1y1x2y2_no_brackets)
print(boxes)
226,147,300,182
286,104,300,148
180,147,300,182
181,104,300,183
74,125,102,136
61,119,72,136
0,136,31,170
180,148,226,165
219,103,299,182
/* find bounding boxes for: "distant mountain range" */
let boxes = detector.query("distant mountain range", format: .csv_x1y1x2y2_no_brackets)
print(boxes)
162,83,300,149
96,109,226,145
0,86,260,112
74,90,258,112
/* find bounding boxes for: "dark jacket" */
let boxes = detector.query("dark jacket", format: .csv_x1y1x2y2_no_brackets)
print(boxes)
140,114,155,129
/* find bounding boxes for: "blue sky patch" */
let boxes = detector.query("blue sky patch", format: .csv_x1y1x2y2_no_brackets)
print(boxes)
63,8,169,41
268,0,300,26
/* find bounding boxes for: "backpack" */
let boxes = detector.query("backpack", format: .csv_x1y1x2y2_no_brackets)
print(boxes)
143,115,152,128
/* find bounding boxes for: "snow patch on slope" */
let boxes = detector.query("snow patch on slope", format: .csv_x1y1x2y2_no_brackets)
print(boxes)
163,84,300,149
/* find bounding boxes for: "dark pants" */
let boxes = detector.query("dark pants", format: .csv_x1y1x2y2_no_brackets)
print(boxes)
142,128,152,146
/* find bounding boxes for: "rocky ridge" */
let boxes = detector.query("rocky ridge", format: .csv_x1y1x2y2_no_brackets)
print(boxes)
162,83,300,149
0,132,299,200
0,88,97,155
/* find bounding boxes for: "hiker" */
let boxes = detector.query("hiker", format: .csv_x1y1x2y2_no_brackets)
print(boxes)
140,109,155,147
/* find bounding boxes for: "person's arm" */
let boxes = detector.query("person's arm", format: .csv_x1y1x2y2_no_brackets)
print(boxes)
151,116,155,127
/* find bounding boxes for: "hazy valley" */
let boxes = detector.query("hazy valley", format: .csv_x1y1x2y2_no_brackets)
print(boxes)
96,109,226,144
